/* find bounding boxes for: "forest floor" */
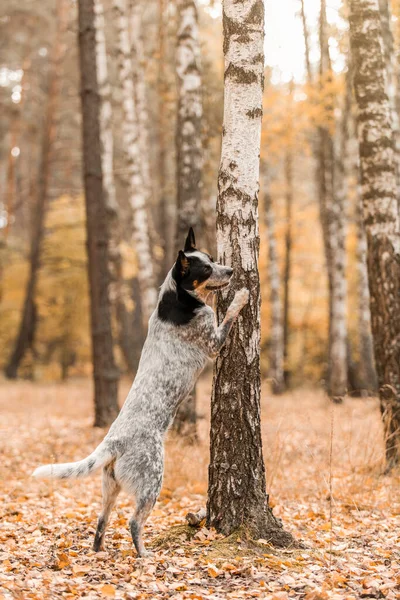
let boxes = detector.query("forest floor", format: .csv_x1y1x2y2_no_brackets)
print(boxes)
0,377,399,600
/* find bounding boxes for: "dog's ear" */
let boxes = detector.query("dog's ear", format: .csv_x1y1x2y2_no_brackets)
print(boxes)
184,227,196,252
175,250,190,278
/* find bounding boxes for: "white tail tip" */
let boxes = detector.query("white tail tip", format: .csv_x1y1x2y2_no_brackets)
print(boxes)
32,465,54,479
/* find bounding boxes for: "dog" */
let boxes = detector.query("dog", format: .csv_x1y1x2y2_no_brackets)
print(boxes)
33,228,249,557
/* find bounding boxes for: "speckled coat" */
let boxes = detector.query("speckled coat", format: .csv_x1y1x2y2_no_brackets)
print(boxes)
33,233,248,556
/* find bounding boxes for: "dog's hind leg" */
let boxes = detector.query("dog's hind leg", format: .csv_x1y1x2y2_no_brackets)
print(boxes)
93,463,121,552
129,495,157,557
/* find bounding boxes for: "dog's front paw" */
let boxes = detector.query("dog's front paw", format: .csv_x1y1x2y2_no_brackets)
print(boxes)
226,288,250,320
233,288,249,311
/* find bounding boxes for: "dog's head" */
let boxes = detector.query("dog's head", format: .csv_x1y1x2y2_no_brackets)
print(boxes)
172,228,233,298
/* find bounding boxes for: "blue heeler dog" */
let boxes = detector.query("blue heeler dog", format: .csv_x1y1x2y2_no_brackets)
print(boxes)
33,228,249,557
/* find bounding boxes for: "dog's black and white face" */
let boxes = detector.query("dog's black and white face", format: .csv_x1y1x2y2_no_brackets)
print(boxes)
173,228,233,299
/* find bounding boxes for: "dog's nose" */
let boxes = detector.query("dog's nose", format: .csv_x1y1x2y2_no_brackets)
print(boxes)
226,267,233,277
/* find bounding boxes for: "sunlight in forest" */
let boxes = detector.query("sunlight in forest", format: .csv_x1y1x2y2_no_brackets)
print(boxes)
1,0,400,597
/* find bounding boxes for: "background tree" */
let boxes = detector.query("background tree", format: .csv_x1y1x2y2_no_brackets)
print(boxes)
355,197,377,393
206,0,293,546
172,0,203,439
317,0,348,403
264,176,285,394
113,0,157,324
5,0,68,379
349,0,400,470
78,0,119,427
282,79,294,387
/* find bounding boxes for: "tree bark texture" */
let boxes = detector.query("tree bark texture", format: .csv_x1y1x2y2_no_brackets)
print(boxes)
207,0,294,546
355,197,377,393
94,0,118,217
378,0,400,203
172,0,203,439
349,0,400,469
318,0,348,402
116,276,145,373
175,0,203,249
95,0,129,370
158,0,173,276
129,0,154,216
264,188,285,395
78,0,120,427
5,0,68,380
113,0,157,323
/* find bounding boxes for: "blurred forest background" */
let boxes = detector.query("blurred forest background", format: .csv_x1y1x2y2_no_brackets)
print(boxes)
0,0,389,393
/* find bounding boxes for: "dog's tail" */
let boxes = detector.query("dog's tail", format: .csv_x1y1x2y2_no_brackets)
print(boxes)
32,441,112,480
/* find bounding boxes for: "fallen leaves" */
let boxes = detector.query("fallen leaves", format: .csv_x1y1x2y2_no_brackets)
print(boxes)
0,381,400,599
100,583,115,597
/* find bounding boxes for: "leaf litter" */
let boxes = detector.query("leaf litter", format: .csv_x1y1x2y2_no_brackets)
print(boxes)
0,379,399,599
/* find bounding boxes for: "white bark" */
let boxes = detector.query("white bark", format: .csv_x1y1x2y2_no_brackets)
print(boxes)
379,0,400,202
319,0,348,401
94,0,117,216
175,0,203,249
208,0,293,546
129,0,153,209
113,0,157,321
350,0,400,469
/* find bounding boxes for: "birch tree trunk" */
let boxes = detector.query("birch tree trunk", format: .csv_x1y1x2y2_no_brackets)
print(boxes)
318,0,348,402
379,0,400,202
5,0,68,380
172,0,203,439
300,0,313,85
95,0,132,372
175,0,203,246
207,0,293,545
158,0,173,275
113,0,157,323
78,0,120,427
95,0,117,217
129,0,153,212
349,0,400,470
264,187,285,395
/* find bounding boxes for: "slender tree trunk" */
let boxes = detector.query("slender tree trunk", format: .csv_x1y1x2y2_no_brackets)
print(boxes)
5,0,68,380
113,0,157,323
282,151,292,386
207,0,294,546
95,0,118,217
318,0,347,402
349,0,400,470
174,0,203,247
300,0,313,85
117,276,145,373
78,0,119,427
129,0,153,211
95,0,130,372
264,186,285,394
158,0,172,276
283,82,294,386
379,0,400,202
300,0,348,400
355,196,377,393
5,131,17,242
172,0,203,439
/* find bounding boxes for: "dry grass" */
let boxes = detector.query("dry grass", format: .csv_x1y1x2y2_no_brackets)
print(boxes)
0,376,399,599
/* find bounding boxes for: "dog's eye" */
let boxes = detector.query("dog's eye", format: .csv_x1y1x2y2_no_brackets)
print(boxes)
209,256,214,263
